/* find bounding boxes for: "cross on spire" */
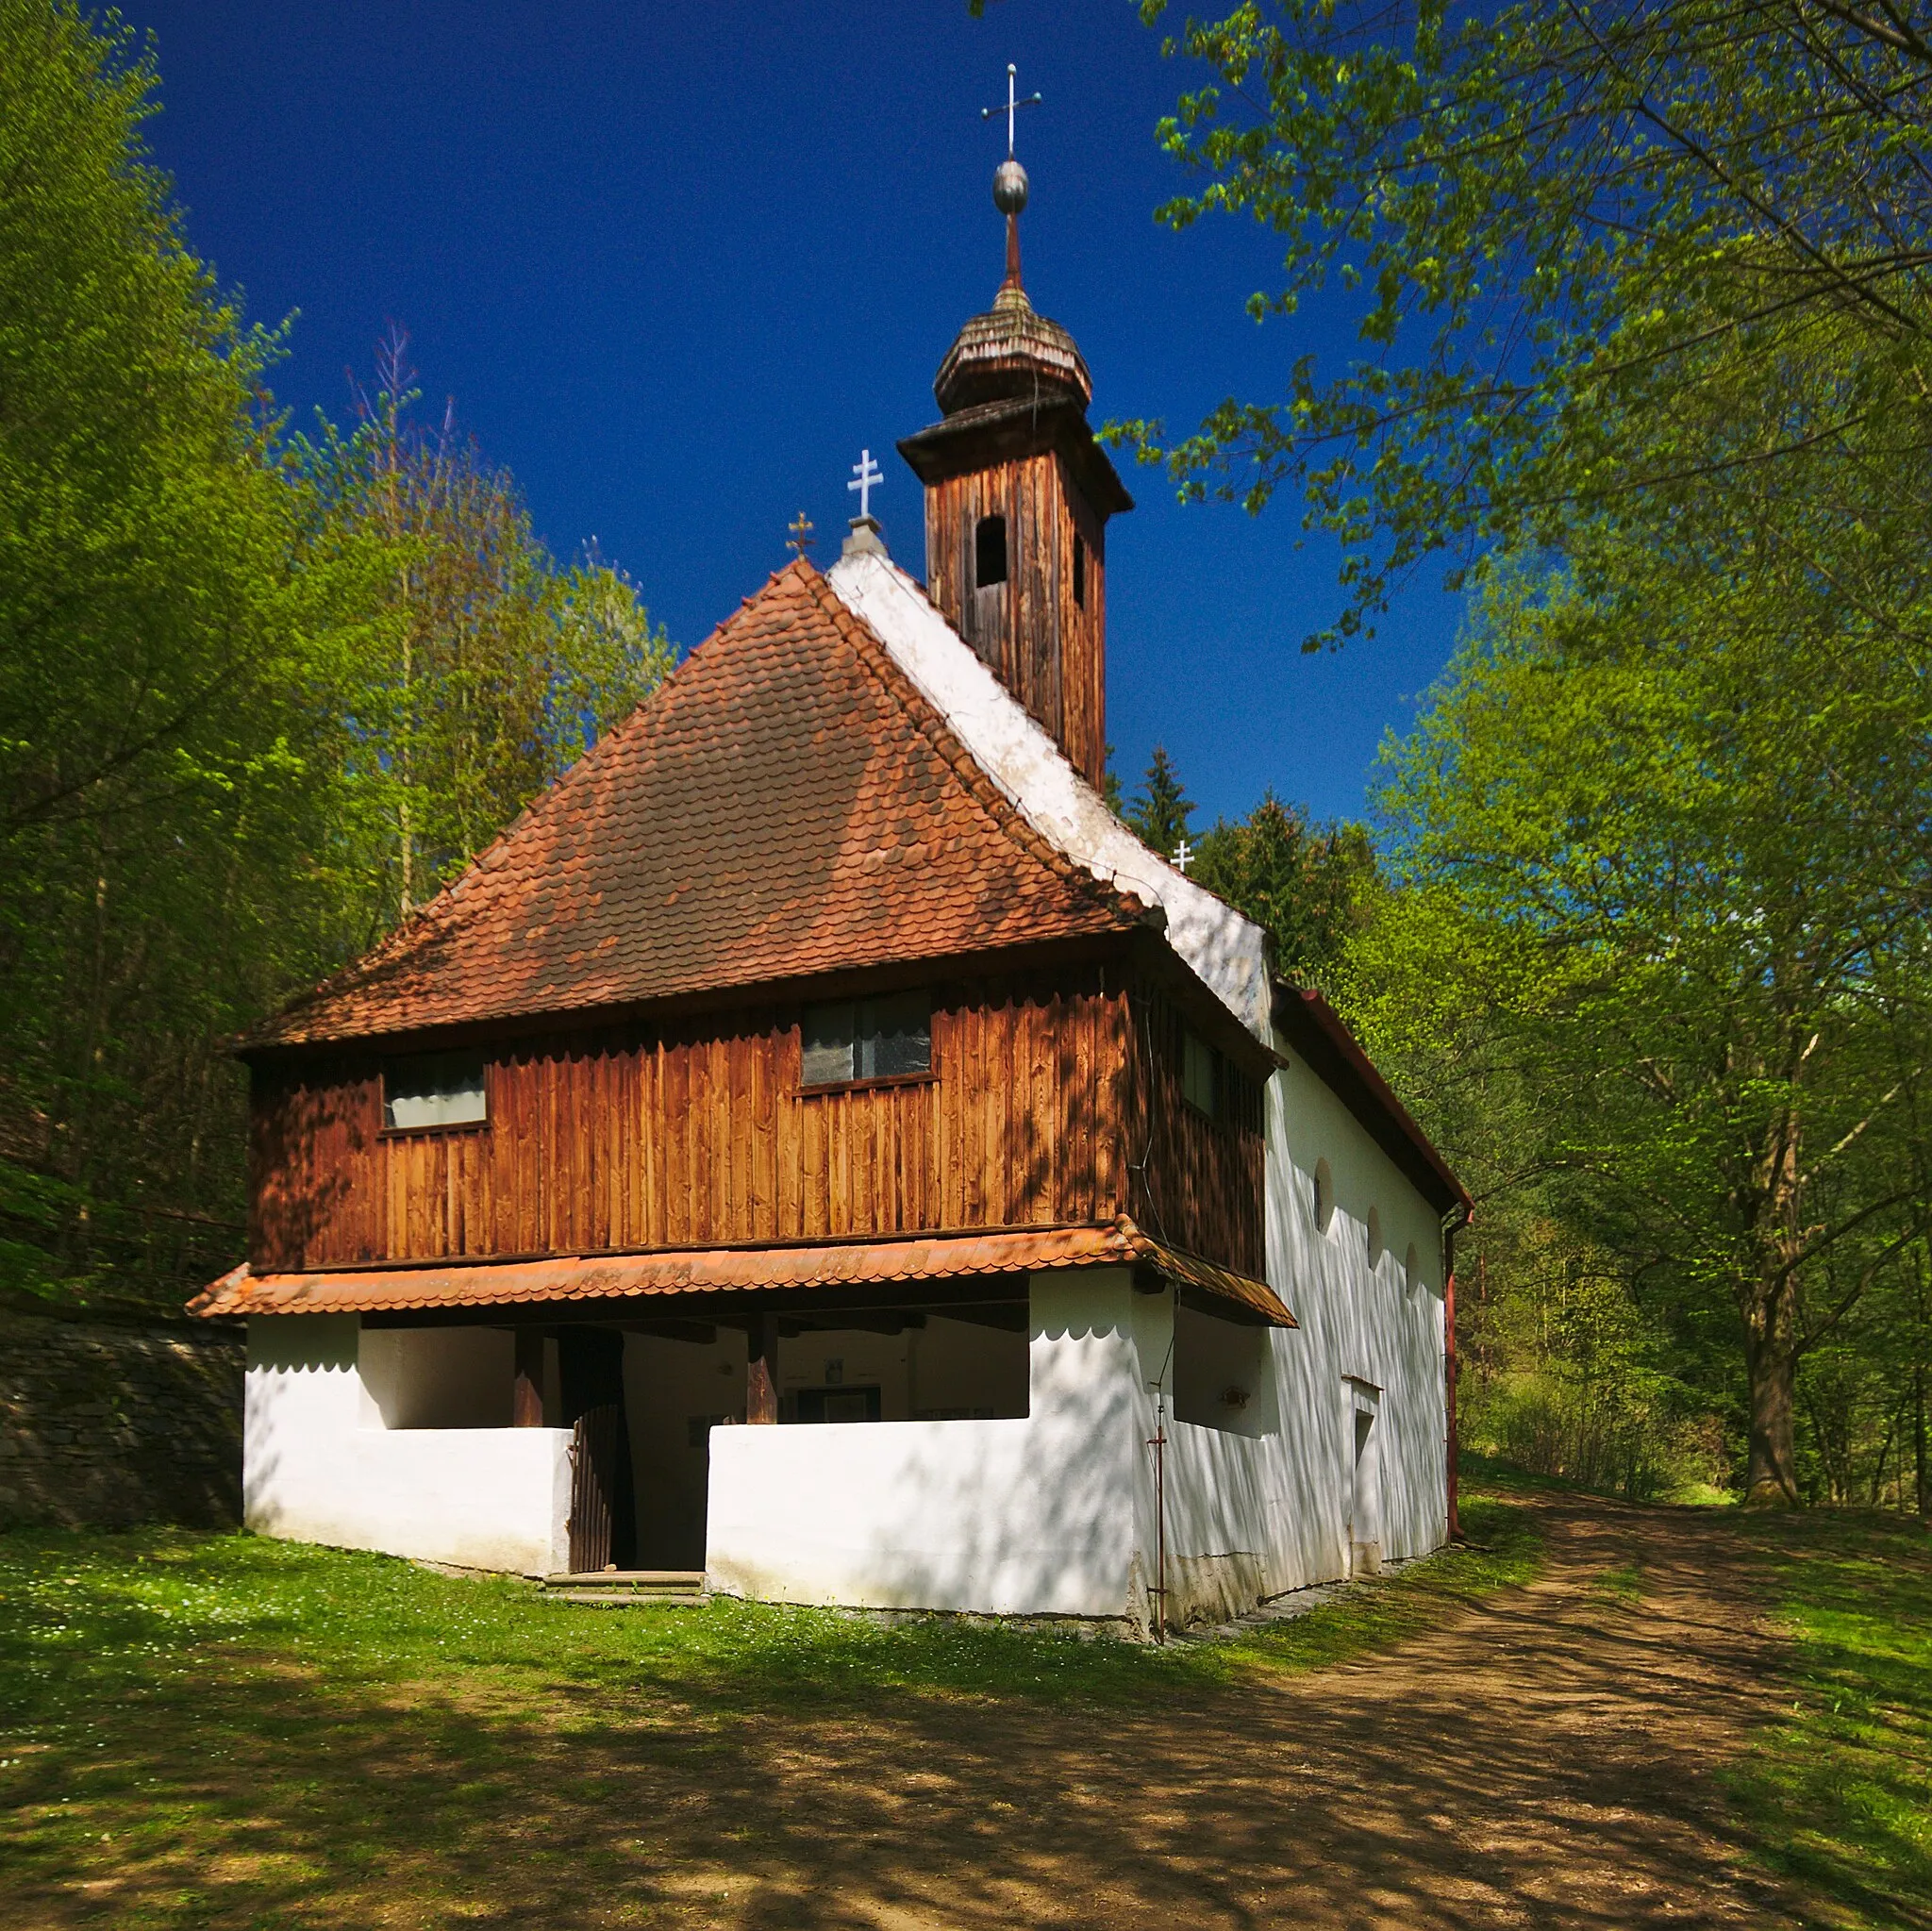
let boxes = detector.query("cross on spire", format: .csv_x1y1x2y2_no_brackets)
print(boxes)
847,448,883,520
981,61,1041,158
786,509,814,558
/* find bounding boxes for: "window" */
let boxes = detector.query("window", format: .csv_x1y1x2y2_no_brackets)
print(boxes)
1366,1205,1384,1268
1072,532,1087,608
1405,1242,1421,1293
1313,1157,1336,1233
1181,1029,1218,1118
801,990,931,1087
796,1386,883,1424
974,514,1008,589
383,1050,487,1130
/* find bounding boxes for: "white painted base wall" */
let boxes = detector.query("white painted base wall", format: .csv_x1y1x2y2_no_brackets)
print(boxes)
243,1315,572,1575
709,1272,1142,1622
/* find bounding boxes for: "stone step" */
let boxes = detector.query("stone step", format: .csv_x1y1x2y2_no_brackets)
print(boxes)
541,1569,705,1599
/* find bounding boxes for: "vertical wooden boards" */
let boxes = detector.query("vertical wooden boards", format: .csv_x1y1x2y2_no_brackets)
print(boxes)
1128,986,1266,1278
246,962,1156,1271
920,449,1109,791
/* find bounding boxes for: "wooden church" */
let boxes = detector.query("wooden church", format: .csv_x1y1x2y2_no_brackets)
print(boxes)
195,140,1468,1634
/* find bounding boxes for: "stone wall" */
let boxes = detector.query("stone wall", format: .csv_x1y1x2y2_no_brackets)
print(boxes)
0,1308,243,1529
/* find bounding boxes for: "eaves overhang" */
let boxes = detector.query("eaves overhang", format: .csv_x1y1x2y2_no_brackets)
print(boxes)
897,398,1135,517
191,1216,1294,1329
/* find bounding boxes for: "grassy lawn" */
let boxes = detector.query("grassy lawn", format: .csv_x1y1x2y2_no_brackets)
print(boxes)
0,1497,1535,1926
1726,1507,1932,1930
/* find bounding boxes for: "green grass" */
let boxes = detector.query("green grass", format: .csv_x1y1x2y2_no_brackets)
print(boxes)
1591,1560,1645,1606
1216,1493,1541,1673
1727,1508,1932,1929
0,1497,1537,1926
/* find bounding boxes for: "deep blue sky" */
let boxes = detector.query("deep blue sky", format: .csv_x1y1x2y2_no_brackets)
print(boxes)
119,0,1463,828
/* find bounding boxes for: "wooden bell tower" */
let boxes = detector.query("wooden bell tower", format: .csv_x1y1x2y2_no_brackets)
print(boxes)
896,157,1132,791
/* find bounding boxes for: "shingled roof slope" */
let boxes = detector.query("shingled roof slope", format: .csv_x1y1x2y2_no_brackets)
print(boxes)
254,560,1147,1048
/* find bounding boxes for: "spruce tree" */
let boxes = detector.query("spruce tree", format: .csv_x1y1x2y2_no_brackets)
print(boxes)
1126,746,1194,858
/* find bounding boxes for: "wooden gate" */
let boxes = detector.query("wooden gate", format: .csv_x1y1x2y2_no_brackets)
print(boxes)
568,1404,624,1573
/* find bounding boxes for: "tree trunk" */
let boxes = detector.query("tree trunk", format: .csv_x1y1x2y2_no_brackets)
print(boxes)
1742,1271,1801,1507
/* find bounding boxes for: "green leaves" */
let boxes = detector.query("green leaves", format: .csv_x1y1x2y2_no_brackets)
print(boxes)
1133,0,1932,647
1357,516,1931,1497
1193,792,1375,990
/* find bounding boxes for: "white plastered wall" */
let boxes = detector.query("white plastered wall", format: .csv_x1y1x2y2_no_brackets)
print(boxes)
1258,1048,1449,1584
708,1270,1151,1624
243,1315,573,1575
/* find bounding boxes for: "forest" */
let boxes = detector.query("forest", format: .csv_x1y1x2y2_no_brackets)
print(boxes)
5,0,1927,1514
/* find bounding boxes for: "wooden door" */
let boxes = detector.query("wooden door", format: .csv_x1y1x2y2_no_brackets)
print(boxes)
559,1326,636,1571
568,1405,624,1573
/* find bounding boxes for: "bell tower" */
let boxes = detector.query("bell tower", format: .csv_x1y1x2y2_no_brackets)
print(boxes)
895,94,1132,791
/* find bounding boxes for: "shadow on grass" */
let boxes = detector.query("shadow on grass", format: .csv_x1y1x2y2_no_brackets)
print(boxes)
0,1506,1547,1929
1724,1508,1932,1931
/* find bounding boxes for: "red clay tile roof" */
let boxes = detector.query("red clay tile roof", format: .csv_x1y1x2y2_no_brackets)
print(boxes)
190,1217,1295,1326
254,560,1148,1047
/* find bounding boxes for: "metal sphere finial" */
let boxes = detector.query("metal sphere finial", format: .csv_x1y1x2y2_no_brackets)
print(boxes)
993,158,1029,217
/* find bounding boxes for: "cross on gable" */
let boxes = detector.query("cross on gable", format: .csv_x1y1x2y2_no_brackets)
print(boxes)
848,448,883,520
786,509,814,558
1172,837,1195,874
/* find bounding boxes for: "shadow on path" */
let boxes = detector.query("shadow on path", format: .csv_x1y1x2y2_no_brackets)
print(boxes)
8,1492,1805,1929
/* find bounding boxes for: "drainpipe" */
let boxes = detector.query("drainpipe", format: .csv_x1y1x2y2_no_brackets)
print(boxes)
1149,1389,1168,1644
1145,1302,1176,1644
1442,1203,1473,1542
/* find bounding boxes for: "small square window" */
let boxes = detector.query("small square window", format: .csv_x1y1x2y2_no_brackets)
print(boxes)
1182,1030,1218,1118
801,1002,856,1086
801,990,931,1086
383,1050,487,1130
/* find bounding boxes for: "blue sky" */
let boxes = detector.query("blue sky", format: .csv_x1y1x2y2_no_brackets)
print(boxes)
119,0,1465,828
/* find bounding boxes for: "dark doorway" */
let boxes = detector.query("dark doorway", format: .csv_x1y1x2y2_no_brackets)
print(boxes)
558,1327,637,1572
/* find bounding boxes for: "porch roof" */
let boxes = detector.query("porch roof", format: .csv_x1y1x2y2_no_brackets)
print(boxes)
191,1217,1294,1328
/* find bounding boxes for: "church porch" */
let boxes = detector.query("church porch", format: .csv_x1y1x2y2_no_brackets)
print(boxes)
211,1224,1294,1631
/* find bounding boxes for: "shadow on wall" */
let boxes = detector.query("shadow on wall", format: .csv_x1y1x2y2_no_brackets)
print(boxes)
709,1275,1146,1624
253,1063,371,1270
358,1327,512,1429
241,1314,359,1530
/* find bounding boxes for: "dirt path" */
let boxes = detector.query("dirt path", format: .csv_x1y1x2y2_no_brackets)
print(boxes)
623,1491,1800,1929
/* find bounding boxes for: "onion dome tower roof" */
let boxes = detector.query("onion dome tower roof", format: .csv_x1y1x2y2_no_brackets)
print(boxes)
933,284,1092,416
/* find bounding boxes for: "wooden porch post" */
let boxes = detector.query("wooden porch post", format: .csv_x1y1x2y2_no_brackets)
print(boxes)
747,1312,778,1424
512,1328,545,1427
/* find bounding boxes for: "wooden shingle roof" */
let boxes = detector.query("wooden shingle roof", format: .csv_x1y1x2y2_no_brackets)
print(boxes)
253,559,1149,1048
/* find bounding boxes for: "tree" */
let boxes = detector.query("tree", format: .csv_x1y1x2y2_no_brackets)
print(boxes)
1130,0,1932,646
1125,745,1195,857
1193,793,1374,990
291,333,675,939
0,8,675,1311
1373,534,1932,1506
0,1,321,1306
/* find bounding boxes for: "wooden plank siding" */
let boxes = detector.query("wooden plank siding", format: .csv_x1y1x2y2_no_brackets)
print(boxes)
922,449,1107,791
1125,990,1267,1281
249,965,1265,1281
248,964,1189,1272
